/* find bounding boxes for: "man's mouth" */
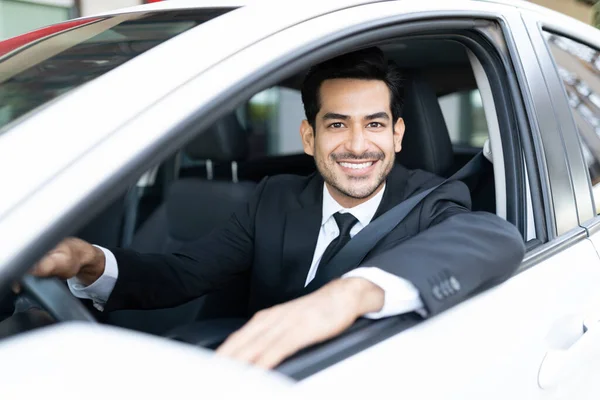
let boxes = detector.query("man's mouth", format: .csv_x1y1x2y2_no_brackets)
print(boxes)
338,161,375,170
336,160,379,176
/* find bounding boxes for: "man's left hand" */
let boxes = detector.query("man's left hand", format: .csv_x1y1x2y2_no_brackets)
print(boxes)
215,277,384,369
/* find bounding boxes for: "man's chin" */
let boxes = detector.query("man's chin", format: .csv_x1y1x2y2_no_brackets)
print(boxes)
337,181,383,200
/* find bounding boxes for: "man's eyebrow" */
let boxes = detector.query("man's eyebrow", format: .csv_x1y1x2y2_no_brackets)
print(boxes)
365,112,390,121
322,112,350,120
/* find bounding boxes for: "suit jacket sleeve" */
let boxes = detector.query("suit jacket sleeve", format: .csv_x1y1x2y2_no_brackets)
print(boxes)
361,180,526,317
103,178,268,312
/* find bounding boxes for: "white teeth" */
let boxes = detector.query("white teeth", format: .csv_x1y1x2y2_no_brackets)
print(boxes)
339,161,374,169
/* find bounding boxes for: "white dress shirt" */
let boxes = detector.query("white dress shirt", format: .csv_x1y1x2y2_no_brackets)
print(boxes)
68,183,425,318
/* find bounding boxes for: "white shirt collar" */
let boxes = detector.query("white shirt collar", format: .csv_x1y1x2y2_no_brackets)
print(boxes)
321,183,386,228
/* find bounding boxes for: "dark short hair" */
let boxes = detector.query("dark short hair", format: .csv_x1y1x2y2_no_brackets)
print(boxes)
301,47,405,129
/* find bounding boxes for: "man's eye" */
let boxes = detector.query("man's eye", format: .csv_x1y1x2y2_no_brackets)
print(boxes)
330,122,344,128
368,122,384,128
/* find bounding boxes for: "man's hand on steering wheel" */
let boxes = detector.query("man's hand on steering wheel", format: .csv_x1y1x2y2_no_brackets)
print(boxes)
30,238,106,285
6,238,103,325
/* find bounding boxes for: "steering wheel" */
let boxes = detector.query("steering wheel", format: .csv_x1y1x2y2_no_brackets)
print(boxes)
19,275,97,322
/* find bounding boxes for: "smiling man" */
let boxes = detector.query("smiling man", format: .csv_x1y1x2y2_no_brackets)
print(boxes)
31,47,525,368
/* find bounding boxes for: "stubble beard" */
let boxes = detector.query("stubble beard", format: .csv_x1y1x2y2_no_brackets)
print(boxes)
315,152,394,200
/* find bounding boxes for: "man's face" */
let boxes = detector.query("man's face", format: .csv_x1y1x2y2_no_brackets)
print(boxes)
301,79,404,206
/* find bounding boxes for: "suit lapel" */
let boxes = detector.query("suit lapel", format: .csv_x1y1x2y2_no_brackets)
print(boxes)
281,173,323,297
373,164,410,220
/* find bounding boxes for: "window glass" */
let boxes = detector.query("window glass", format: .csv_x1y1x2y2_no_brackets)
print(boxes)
438,89,489,148
0,8,232,133
243,86,305,158
544,32,600,191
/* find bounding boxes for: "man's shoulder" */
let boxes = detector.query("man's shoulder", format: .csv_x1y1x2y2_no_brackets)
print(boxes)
255,173,321,206
261,173,316,191
389,164,447,199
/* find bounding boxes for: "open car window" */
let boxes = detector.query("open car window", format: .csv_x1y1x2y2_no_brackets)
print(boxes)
439,89,489,148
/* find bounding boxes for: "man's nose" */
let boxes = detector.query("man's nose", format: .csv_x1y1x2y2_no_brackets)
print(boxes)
346,126,369,155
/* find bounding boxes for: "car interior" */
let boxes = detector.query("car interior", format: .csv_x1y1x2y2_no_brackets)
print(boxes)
67,37,499,335
0,32,520,376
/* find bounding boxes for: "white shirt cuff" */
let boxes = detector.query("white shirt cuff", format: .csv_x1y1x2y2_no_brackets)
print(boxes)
67,245,119,311
343,267,427,319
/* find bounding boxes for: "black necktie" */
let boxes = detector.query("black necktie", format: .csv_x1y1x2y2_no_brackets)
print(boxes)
316,212,359,272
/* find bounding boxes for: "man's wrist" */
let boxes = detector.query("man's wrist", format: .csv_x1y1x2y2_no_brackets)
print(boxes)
77,244,106,286
332,277,385,318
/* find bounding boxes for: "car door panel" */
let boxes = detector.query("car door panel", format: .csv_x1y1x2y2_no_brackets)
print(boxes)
299,236,600,398
298,6,600,398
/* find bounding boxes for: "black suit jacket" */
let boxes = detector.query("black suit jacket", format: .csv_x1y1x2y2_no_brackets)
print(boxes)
106,164,525,317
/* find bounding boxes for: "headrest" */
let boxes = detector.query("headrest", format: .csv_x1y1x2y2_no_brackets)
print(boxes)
184,112,249,162
396,73,454,176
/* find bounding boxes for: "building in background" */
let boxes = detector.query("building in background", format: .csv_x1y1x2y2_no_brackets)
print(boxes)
529,0,597,26
77,0,143,17
0,0,150,40
0,0,77,40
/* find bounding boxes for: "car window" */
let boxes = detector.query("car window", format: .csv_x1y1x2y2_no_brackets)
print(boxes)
0,8,232,133
543,32,600,208
241,86,306,159
439,89,489,148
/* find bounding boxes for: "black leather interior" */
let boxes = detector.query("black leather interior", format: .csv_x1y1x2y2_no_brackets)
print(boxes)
398,73,495,212
130,179,257,253
165,318,247,349
184,112,249,162
106,114,254,335
76,195,126,248
397,73,455,177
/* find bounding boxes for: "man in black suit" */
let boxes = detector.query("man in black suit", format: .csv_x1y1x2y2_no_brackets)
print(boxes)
33,47,525,368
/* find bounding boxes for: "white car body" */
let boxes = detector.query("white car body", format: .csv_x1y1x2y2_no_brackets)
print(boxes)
1,0,600,398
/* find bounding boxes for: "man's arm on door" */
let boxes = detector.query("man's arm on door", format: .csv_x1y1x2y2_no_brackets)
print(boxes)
361,180,526,316
216,181,525,368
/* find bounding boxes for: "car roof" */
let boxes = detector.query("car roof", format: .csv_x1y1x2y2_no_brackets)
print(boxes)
88,0,377,18
88,0,559,16
86,0,588,33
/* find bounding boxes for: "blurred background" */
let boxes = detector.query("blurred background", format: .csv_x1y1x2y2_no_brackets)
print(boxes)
0,0,599,41
0,0,161,40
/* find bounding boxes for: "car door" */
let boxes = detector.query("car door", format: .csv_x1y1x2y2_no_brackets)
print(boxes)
530,8,600,397
538,9,600,266
289,4,600,399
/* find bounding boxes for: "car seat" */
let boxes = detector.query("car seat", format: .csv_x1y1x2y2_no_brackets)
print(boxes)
398,73,495,212
106,113,256,335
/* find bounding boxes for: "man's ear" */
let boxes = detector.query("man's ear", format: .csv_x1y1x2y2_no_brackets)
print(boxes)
300,120,315,156
393,117,405,153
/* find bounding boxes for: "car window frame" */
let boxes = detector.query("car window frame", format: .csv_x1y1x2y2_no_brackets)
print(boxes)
533,13,600,223
272,20,535,378
533,18,600,236
162,18,527,379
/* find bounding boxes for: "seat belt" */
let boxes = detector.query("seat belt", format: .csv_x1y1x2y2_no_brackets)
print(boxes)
306,151,486,291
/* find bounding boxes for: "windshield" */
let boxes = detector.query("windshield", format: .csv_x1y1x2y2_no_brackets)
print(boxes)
0,8,233,133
